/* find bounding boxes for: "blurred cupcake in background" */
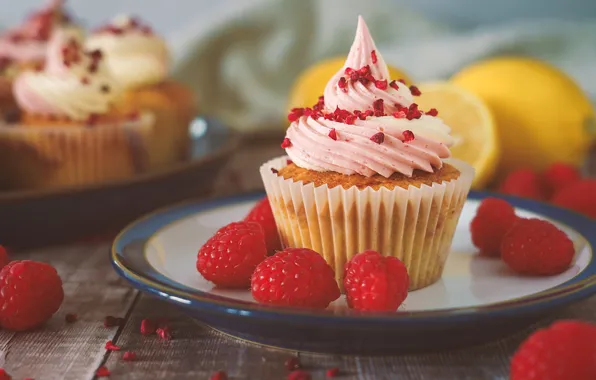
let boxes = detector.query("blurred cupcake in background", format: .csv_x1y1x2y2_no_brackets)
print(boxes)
86,15,197,168
0,28,156,190
0,0,82,111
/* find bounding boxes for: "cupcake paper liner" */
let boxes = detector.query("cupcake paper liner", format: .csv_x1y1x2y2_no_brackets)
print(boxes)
260,156,474,291
0,113,155,190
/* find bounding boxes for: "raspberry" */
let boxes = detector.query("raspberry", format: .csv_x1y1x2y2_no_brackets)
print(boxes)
343,251,409,311
251,248,340,308
244,197,282,255
551,180,596,219
499,168,546,200
510,320,596,380
470,198,518,256
197,221,267,288
0,246,9,270
501,218,574,275
0,260,64,331
542,162,581,197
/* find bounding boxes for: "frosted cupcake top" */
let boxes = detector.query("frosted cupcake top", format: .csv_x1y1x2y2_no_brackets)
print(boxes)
86,15,170,89
0,0,81,64
283,16,455,178
13,29,121,121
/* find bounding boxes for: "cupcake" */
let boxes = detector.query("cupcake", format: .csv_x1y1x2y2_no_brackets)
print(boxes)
0,28,155,190
0,0,82,111
260,16,474,291
86,15,197,168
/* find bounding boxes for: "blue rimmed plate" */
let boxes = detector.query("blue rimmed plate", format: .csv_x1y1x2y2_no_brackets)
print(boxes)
111,191,596,354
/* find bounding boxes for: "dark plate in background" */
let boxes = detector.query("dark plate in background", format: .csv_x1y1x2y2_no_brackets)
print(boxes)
0,116,240,249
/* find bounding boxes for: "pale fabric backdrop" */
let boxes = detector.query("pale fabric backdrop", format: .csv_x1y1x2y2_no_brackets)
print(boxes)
2,0,596,132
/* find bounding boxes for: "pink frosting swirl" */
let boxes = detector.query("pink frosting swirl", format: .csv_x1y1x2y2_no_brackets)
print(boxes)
0,0,79,63
284,16,454,178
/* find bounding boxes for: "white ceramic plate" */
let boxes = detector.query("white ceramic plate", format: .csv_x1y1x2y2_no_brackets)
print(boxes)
112,191,596,353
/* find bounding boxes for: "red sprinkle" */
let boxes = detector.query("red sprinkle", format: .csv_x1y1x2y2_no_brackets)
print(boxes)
373,99,384,112
392,111,407,119
96,366,110,377
358,65,371,77
398,79,406,84
157,326,172,340
402,130,415,142
210,371,228,380
371,50,378,64
337,77,348,92
286,159,293,165
288,370,311,380
409,85,421,96
287,107,304,123
271,168,279,174
344,67,354,76
326,367,340,377
122,351,137,362
65,313,77,323
370,132,385,144
374,80,388,90
328,128,338,141
140,318,157,335
345,115,356,125
426,108,438,116
281,138,292,149
406,103,423,120
105,340,121,351
285,357,301,371
389,80,399,90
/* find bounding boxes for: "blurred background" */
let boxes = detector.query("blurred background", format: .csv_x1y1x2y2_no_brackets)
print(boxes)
0,0,594,247
3,0,596,133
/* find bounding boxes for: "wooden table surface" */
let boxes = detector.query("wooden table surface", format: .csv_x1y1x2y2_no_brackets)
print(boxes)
3,139,596,380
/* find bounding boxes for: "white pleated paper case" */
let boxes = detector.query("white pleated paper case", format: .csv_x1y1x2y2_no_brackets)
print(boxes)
0,113,155,189
260,156,474,291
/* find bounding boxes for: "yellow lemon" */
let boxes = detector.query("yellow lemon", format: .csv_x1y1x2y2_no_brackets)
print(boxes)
287,56,412,112
451,57,596,179
415,81,498,189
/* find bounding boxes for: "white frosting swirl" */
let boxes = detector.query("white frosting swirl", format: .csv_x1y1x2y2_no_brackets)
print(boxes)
13,28,122,121
86,15,170,89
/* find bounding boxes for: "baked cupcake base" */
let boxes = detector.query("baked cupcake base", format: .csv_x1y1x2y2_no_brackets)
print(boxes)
122,80,197,168
0,113,155,190
261,157,474,291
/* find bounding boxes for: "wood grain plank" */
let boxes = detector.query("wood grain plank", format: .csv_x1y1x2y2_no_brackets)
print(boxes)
102,294,295,380
298,295,596,380
2,243,138,380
